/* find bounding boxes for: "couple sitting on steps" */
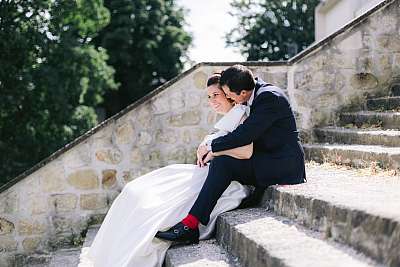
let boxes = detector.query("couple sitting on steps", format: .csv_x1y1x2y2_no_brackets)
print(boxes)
79,64,306,267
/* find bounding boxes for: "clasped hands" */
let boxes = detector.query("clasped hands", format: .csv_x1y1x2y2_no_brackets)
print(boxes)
196,144,213,167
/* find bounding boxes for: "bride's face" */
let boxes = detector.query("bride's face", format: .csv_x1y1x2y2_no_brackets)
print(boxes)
207,84,233,114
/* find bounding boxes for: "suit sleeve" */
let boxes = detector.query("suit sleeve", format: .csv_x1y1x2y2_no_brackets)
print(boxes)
211,92,285,152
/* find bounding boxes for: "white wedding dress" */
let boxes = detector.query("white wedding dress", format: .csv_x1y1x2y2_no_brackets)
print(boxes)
78,105,250,267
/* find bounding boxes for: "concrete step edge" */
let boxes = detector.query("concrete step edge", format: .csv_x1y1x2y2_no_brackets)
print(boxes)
216,208,380,267
367,96,400,101
313,128,400,147
303,143,400,170
260,174,400,266
165,239,240,267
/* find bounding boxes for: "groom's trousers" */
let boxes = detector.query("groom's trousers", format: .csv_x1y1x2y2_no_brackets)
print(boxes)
189,155,258,225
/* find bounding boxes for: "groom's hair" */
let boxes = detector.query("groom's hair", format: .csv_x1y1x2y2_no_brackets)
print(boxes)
219,65,255,95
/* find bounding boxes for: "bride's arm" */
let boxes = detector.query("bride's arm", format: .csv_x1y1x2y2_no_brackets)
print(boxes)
211,142,253,159
209,114,253,159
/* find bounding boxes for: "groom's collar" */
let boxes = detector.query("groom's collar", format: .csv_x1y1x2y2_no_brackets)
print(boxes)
247,77,263,106
247,88,255,106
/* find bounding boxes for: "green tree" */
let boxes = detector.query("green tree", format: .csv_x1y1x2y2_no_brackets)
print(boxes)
0,0,118,185
226,0,320,61
95,0,192,116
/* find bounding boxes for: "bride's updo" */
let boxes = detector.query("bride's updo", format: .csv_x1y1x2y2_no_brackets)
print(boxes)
207,73,221,87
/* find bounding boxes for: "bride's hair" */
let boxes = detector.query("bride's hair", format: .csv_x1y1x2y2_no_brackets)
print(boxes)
207,73,221,87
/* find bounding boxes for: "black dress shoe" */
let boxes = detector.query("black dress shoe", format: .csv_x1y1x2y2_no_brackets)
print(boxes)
237,186,266,209
155,222,199,245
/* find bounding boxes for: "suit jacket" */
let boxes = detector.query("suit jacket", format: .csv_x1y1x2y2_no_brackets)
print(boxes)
211,77,306,186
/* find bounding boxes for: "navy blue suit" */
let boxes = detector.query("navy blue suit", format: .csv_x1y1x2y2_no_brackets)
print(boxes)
189,78,306,225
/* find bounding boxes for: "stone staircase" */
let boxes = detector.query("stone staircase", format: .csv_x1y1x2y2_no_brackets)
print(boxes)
163,163,399,267
304,83,400,171
72,165,400,267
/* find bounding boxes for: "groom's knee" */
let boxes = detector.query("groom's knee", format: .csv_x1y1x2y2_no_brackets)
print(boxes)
211,155,236,166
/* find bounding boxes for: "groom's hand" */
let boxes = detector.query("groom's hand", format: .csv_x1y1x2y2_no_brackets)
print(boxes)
202,152,214,166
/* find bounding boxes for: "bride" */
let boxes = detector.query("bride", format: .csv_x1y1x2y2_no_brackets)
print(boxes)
78,74,252,267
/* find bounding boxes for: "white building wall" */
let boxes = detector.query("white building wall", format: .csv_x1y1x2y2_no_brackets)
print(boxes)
315,0,384,41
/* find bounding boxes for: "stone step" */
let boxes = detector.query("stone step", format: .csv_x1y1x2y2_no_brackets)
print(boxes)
314,127,400,147
262,164,400,267
339,111,400,130
79,224,239,266
82,224,101,248
216,208,378,267
165,239,240,267
47,248,81,267
366,96,400,111
14,248,81,267
303,143,400,170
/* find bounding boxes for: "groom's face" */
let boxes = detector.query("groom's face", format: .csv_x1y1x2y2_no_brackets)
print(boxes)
221,85,251,104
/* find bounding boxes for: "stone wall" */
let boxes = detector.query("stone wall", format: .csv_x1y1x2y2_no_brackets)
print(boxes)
1,0,399,263
0,63,288,264
289,0,400,130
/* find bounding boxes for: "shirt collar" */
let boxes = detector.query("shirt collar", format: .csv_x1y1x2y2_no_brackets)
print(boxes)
247,87,256,106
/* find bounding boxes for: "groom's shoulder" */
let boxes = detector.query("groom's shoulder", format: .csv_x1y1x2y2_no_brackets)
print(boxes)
254,85,281,102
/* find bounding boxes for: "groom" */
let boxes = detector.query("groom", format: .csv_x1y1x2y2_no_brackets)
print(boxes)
156,64,306,244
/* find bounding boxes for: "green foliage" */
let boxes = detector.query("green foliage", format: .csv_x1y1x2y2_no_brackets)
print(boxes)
226,0,320,61
0,0,118,185
94,0,192,116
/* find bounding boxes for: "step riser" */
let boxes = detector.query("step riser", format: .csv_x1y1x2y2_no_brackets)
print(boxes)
304,145,400,170
339,113,400,130
262,188,400,267
391,84,400,96
314,129,400,147
216,216,286,267
366,98,400,111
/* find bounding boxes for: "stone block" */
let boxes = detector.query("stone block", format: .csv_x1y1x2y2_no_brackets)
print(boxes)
102,169,117,188
95,148,123,164
138,131,152,146
22,236,41,252
0,217,15,235
29,194,47,215
18,219,46,235
51,215,75,234
0,236,17,252
193,71,207,89
114,122,134,145
167,147,187,163
152,96,170,115
62,142,91,169
155,129,178,144
67,169,99,190
39,164,67,193
49,193,78,212
0,191,17,214
169,111,201,127
130,148,143,164
80,193,107,210
169,91,185,110
122,170,135,183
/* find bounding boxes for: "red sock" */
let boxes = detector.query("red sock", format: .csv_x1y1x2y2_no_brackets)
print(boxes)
181,214,199,229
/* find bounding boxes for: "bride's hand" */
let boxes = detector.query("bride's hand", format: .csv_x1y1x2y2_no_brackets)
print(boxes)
201,152,214,167
196,145,209,166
